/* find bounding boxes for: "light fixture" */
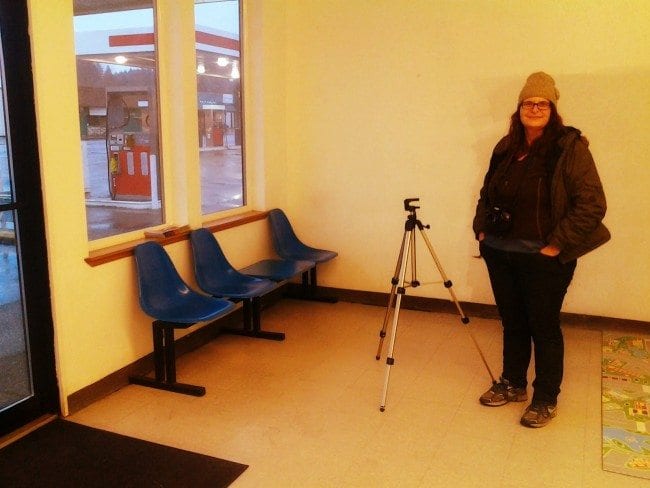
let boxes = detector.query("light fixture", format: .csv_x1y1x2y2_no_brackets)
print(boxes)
197,63,206,74
230,60,240,79
216,57,229,67
114,55,127,64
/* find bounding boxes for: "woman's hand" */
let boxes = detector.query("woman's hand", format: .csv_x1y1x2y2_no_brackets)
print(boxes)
540,244,561,257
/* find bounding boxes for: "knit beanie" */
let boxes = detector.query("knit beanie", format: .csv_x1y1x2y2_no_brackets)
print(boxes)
518,71,559,105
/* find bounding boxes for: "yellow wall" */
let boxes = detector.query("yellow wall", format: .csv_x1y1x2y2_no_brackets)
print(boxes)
26,0,650,412
278,0,650,320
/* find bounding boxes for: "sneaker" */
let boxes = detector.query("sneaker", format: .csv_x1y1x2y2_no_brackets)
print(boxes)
479,378,527,406
520,402,557,428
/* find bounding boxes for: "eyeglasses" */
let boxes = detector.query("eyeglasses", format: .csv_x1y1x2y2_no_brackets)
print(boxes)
521,101,551,111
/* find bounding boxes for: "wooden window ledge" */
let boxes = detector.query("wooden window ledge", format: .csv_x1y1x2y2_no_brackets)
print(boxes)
84,210,268,267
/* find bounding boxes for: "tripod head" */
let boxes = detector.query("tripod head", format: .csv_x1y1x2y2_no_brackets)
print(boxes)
404,198,420,212
403,198,429,231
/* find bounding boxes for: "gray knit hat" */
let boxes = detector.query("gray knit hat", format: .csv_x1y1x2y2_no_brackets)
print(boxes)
518,71,559,105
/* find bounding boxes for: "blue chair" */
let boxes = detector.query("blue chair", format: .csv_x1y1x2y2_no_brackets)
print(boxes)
267,208,338,302
190,228,285,341
129,241,235,396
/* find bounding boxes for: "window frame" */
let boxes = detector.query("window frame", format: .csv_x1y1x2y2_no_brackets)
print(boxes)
73,1,165,245
75,1,251,254
195,0,248,220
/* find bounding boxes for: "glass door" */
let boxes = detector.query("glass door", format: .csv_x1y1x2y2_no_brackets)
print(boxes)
0,199,31,412
0,0,59,437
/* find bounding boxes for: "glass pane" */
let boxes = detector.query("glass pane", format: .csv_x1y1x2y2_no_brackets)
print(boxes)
0,224,31,411
74,2,163,240
0,118,9,205
195,0,245,214
0,38,32,410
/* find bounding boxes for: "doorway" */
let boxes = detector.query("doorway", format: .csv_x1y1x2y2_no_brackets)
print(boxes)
0,0,59,437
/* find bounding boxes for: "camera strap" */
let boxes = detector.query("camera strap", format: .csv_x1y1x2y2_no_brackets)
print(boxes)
493,153,532,210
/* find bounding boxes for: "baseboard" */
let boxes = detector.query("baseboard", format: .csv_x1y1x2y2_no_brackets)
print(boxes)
67,284,648,414
288,283,650,331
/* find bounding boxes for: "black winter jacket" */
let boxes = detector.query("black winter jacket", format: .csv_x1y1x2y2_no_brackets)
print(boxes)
473,127,610,263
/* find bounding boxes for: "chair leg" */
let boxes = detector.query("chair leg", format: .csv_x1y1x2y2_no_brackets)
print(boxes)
251,296,262,332
309,267,338,302
285,267,338,303
242,299,253,330
162,324,177,383
129,321,206,396
153,322,165,382
221,297,285,341
251,296,285,340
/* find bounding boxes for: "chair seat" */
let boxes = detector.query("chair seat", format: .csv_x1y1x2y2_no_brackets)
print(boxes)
152,293,234,325
240,259,314,281
200,271,279,299
267,208,338,264
190,228,281,299
278,248,338,264
134,241,235,325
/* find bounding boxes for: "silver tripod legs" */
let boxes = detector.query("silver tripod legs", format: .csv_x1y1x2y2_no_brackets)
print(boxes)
379,229,412,412
377,226,497,412
375,227,409,361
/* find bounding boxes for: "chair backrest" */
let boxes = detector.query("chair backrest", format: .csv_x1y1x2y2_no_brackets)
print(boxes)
190,228,240,290
268,208,308,257
134,241,192,318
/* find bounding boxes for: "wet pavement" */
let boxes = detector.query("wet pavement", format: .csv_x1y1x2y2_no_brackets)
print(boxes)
3,138,244,240
82,139,244,240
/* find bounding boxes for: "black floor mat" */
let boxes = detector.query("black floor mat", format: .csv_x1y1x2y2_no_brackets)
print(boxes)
0,418,248,487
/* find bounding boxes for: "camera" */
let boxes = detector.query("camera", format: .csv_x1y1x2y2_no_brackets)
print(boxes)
485,204,513,236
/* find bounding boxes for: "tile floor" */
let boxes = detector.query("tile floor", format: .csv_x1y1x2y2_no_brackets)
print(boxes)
69,300,640,487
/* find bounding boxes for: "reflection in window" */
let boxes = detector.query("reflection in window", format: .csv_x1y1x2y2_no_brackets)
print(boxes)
74,1,163,240
195,0,245,215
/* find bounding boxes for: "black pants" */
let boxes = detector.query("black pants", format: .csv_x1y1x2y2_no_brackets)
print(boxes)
480,242,576,404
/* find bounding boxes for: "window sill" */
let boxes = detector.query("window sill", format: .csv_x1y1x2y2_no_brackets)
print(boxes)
84,210,269,267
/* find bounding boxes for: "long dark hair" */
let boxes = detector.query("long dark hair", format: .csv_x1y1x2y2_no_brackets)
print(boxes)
505,103,565,158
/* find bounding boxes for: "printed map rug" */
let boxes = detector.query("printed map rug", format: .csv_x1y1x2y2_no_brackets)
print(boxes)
602,333,650,479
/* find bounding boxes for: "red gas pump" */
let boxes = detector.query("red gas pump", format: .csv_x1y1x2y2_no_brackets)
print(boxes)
106,89,157,201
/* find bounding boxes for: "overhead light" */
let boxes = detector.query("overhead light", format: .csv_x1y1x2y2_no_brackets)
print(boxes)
197,63,206,74
114,55,127,64
216,57,229,67
230,60,239,79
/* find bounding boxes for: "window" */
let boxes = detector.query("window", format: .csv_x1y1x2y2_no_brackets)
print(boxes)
74,1,163,241
195,0,244,215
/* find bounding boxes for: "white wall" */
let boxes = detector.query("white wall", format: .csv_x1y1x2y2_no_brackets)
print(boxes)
271,0,650,321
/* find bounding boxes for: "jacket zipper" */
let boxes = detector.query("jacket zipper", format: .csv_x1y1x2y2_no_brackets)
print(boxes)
536,178,543,239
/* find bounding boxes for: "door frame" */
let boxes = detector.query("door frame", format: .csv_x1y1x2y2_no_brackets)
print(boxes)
0,0,59,437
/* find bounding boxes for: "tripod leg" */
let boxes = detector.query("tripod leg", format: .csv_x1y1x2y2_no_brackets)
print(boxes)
417,228,468,316
380,230,412,412
410,228,419,287
418,228,497,384
376,230,409,360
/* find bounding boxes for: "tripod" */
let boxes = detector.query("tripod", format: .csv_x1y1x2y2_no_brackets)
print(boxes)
376,198,496,412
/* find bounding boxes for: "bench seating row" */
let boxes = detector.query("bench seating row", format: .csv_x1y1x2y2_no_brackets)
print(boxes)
128,209,338,396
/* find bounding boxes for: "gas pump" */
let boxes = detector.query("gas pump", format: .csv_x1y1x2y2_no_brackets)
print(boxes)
106,89,157,201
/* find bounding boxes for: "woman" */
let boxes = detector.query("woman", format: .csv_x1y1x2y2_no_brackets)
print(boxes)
473,72,609,428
